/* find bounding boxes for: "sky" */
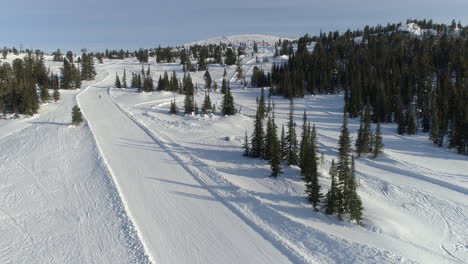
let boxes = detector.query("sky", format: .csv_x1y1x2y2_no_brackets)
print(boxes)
2,0,468,52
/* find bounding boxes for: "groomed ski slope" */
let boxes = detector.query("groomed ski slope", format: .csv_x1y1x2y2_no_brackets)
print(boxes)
77,67,294,263
0,79,148,263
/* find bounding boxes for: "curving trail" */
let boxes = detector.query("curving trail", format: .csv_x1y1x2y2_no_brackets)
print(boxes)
78,66,292,264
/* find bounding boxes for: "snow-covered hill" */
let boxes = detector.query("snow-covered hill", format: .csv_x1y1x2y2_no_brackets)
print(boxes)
0,35,467,264
185,34,295,48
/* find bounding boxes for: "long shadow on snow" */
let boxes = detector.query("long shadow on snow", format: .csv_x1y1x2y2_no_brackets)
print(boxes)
30,121,70,126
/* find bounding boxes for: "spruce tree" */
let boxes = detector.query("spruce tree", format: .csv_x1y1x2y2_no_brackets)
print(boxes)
356,105,372,156
243,130,250,156
257,87,266,119
268,110,282,177
169,97,178,114
122,68,128,88
203,69,212,89
325,159,340,215
251,100,265,158
53,87,60,102
304,122,322,210
221,85,236,115
201,91,212,114
407,106,417,135
373,121,384,158
348,157,363,224
72,105,83,125
299,111,308,170
337,110,363,222
40,81,50,102
336,110,351,219
280,125,287,160
286,99,299,165
115,73,122,88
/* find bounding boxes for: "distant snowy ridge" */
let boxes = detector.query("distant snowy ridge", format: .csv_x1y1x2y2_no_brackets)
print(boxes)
398,22,438,36
185,34,295,47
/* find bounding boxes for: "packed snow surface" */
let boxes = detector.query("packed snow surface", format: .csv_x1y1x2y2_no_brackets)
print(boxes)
0,35,467,263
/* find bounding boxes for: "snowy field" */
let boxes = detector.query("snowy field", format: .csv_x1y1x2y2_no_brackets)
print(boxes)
0,36,467,263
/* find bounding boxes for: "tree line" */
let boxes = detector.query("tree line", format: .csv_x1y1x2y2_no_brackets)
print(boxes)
269,19,468,155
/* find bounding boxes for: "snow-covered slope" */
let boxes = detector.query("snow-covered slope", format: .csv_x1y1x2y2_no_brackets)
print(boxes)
0,81,148,263
1,35,467,264
185,34,294,47
398,22,438,36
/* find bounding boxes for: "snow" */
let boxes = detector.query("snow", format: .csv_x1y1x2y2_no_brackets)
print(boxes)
185,34,295,48
398,22,438,36
1,35,467,263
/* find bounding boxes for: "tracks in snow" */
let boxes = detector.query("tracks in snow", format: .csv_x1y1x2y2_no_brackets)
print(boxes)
108,88,405,264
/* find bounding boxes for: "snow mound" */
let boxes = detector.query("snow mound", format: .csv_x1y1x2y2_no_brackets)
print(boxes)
398,23,437,36
399,23,422,35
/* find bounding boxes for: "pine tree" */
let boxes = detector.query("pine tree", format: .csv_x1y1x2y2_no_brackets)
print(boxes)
122,68,128,88
251,100,265,158
268,110,282,177
221,69,229,94
221,85,236,115
304,123,322,210
203,69,212,89
243,130,250,156
265,115,275,160
53,88,60,102
407,106,417,135
325,159,340,215
336,110,351,219
201,91,212,114
280,125,287,160
430,101,441,146
40,81,50,102
348,157,363,224
286,99,299,165
373,121,384,158
356,105,372,156
299,111,308,170
337,110,363,222
257,87,266,119
115,73,122,88
235,58,244,84
169,97,178,114
72,105,83,125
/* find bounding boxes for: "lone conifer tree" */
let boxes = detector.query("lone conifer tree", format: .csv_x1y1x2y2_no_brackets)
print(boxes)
72,105,83,125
